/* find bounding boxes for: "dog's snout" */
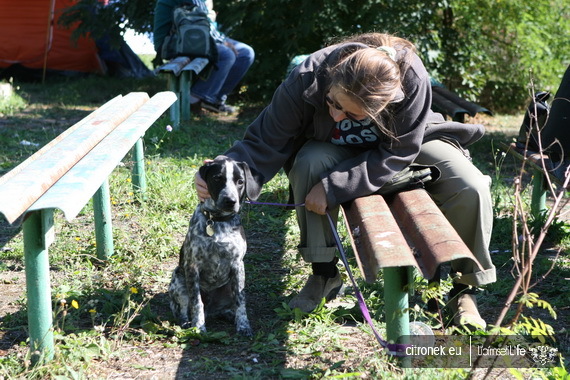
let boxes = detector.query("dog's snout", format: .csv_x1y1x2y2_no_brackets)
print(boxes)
220,197,237,209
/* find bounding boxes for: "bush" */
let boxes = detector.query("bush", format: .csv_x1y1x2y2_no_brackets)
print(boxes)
62,0,570,111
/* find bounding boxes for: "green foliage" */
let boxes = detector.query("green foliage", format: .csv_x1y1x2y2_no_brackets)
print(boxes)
515,315,555,344
58,0,155,50
60,0,568,110
517,292,557,320
218,0,570,110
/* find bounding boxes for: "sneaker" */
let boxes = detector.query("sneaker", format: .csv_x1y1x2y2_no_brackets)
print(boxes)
201,100,237,114
449,292,487,330
288,272,343,313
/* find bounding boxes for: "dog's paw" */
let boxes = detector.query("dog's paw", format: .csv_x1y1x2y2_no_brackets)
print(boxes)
181,321,207,334
180,320,191,329
237,324,253,337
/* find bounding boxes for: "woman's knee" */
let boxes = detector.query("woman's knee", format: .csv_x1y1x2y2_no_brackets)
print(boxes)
466,173,492,198
451,173,492,206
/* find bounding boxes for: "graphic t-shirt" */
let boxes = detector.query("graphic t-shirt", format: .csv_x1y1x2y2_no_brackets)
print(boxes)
330,118,381,149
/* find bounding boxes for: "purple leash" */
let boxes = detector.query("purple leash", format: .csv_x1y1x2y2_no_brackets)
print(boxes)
246,200,409,357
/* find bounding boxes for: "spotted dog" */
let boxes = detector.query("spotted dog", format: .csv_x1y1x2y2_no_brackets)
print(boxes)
169,156,262,336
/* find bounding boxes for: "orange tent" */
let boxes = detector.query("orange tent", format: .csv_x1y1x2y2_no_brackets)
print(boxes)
0,0,104,75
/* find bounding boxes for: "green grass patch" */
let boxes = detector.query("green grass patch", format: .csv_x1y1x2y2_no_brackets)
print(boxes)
0,75,568,378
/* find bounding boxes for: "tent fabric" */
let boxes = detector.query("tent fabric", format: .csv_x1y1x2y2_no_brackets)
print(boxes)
0,0,105,74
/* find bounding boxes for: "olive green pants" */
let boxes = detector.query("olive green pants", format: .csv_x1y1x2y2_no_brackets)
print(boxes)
288,139,496,287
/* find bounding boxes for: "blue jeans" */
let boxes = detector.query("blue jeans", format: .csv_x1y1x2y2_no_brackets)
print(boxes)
191,38,254,105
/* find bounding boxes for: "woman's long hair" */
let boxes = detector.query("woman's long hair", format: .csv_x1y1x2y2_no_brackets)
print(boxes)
327,33,415,139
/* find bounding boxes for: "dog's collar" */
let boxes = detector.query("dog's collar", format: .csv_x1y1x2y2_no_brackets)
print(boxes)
200,205,237,237
200,206,237,223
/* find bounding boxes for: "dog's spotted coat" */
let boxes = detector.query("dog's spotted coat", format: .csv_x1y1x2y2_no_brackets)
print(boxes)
169,156,262,336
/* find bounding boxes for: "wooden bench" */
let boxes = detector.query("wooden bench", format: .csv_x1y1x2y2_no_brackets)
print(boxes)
501,142,564,218
340,188,482,363
0,91,176,363
430,84,493,122
156,56,209,128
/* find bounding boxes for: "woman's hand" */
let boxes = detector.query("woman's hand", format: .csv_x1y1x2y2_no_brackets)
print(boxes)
305,182,328,215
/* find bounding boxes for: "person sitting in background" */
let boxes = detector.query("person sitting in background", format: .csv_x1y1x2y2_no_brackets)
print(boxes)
153,0,254,114
541,65,570,183
516,64,570,184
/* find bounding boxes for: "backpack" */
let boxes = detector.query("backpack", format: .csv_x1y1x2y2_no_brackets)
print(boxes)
161,5,218,63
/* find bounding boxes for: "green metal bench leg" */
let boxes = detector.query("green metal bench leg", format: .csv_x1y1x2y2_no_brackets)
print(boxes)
23,209,55,363
132,137,147,199
531,169,547,218
180,71,191,122
167,75,181,129
93,179,114,260
383,266,411,367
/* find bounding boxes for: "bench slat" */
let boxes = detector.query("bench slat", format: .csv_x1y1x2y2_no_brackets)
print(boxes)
0,93,150,225
388,189,482,280
501,142,561,184
182,57,209,74
432,86,492,117
0,95,123,185
341,195,417,283
431,90,470,120
157,56,193,76
28,92,177,222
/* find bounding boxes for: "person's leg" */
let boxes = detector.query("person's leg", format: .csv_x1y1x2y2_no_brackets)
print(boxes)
191,42,236,105
542,65,570,180
217,38,255,100
415,139,495,329
287,140,356,312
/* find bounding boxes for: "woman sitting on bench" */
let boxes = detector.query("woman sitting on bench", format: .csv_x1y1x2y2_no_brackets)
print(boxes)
195,32,496,330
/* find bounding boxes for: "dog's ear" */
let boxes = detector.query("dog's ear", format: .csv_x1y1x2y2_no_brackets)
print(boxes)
238,162,263,201
198,157,223,181
198,161,214,181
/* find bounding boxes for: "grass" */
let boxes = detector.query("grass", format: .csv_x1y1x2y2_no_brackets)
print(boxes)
0,74,569,379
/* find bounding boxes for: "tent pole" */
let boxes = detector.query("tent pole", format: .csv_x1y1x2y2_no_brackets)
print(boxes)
42,0,56,83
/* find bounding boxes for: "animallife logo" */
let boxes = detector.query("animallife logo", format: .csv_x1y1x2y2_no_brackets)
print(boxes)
330,118,380,147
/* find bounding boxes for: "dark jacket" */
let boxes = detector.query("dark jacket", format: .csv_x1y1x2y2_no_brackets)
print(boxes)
225,42,485,207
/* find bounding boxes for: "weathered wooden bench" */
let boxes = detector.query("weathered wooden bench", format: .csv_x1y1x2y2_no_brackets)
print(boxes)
340,188,482,363
0,91,176,363
501,142,564,218
430,83,493,122
156,56,209,128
